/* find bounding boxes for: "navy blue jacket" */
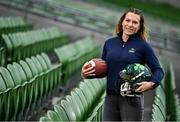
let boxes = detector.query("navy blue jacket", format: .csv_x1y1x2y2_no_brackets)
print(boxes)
102,33,164,92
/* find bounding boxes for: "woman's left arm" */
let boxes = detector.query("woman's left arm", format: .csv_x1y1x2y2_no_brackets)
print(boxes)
136,43,164,92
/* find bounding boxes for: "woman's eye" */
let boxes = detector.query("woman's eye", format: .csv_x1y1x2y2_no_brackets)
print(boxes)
133,21,138,24
125,19,130,22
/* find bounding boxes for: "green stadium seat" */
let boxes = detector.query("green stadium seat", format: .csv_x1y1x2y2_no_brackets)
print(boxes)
60,99,77,121
152,104,165,121
19,60,33,81
7,64,22,86
0,67,14,88
74,88,88,118
79,82,94,112
66,95,82,120
13,62,28,83
54,105,69,121
39,116,51,122
47,110,62,121
0,74,6,92
70,91,85,119
25,58,39,76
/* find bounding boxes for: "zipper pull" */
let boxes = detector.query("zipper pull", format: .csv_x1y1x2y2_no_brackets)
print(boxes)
123,43,125,47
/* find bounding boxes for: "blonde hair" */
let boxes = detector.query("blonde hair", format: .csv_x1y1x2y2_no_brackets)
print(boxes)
113,8,149,41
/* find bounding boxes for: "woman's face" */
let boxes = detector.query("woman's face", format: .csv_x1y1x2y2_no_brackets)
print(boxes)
122,12,140,36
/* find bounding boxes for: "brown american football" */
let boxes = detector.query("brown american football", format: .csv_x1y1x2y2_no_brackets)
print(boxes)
85,58,107,78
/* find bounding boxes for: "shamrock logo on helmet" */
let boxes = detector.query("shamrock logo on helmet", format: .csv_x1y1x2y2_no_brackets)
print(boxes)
119,63,152,97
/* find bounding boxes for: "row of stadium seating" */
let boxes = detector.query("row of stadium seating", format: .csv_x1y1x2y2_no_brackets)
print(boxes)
0,0,114,34
0,52,62,120
0,16,103,120
0,17,32,36
0,17,33,66
39,78,106,121
54,37,100,83
2,0,180,54
1,27,68,66
151,59,180,121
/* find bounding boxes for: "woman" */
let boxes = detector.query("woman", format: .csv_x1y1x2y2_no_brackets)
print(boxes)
81,8,164,121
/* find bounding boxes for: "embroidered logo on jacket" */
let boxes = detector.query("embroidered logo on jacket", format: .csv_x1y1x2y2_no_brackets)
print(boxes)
129,48,135,53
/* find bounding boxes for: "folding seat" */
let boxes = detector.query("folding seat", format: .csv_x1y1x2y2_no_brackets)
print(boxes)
0,77,8,120
91,98,105,121
10,62,33,119
87,111,98,121
1,34,13,59
37,53,59,97
66,95,82,121
152,104,165,121
19,60,33,81
39,116,51,122
60,99,77,121
85,79,105,121
54,46,70,83
84,80,101,107
35,55,50,96
156,87,166,107
6,62,31,120
10,34,21,61
21,79,35,120
0,74,6,92
0,47,6,66
154,96,166,117
41,53,54,91
54,105,69,121
25,58,39,76
41,53,52,68
31,55,54,102
74,88,88,118
0,88,16,120
47,110,62,121
0,68,20,120
7,64,22,86
36,54,48,71
4,64,27,120
84,80,97,96
35,55,49,93
70,91,85,119
31,56,47,106
0,67,14,89
31,56,44,73
7,84,27,120
12,32,26,61
79,82,94,112
25,58,42,108
12,62,28,83
22,58,39,103
88,79,101,97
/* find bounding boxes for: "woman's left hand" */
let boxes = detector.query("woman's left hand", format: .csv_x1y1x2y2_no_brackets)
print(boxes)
135,81,155,92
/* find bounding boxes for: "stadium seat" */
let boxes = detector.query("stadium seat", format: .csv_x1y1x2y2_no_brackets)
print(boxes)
60,99,77,121
54,105,69,121
0,74,6,92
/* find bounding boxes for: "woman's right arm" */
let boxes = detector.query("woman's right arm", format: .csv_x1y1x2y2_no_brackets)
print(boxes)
81,62,95,78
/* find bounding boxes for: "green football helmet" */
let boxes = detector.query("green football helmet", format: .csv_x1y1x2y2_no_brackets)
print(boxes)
119,63,152,97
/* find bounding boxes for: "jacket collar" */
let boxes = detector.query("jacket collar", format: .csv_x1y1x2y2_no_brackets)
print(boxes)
117,32,139,40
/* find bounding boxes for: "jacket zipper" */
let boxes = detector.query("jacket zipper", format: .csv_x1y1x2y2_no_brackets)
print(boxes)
123,42,126,47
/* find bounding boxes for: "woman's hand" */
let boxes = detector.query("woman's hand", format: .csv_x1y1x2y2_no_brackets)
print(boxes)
135,81,155,92
81,62,95,78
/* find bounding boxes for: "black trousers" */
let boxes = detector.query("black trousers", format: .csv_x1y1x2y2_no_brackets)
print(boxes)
103,94,144,121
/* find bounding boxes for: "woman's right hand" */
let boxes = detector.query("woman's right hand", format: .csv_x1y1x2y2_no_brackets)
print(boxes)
81,62,96,78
